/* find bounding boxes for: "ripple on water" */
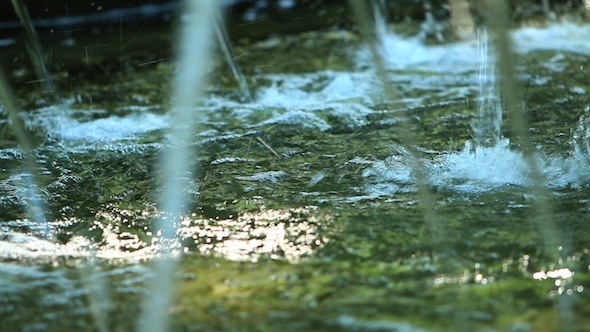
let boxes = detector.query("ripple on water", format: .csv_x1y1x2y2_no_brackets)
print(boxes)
0,262,150,329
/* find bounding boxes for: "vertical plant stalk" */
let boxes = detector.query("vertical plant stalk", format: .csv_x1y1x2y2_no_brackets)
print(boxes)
484,1,572,330
11,0,59,99
10,2,110,329
80,263,110,332
486,0,563,260
348,0,447,255
0,68,49,238
214,8,252,103
137,1,218,331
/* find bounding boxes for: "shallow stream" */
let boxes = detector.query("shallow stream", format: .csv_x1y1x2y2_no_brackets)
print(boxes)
1,3,590,331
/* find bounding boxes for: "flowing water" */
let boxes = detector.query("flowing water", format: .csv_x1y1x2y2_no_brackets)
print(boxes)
1,1,590,331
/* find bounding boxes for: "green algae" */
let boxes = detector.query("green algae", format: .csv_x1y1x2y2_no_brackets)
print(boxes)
170,249,590,331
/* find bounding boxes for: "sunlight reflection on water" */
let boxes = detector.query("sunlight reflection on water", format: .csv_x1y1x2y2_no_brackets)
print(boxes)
0,206,327,263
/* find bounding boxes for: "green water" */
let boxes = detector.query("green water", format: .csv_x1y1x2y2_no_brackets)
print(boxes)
1,12,590,332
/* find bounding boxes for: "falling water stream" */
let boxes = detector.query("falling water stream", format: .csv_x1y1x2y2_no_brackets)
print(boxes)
1,1,590,331
472,28,502,148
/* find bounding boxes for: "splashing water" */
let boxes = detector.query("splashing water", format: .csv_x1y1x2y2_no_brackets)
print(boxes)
3,1,590,331
425,27,525,193
472,28,502,148
430,139,530,192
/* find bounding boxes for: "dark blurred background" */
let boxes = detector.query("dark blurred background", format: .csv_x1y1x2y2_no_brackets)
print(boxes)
0,0,585,39
0,0,586,110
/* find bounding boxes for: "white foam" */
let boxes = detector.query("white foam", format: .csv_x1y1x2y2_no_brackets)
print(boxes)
256,71,375,107
363,139,542,194
55,113,168,142
25,105,169,143
366,131,590,195
358,22,590,75
256,79,311,107
430,139,531,193
513,22,590,54
238,71,374,130
374,33,479,73
355,30,479,73
257,110,331,131
318,73,364,102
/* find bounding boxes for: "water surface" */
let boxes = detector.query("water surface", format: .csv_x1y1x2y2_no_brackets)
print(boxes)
1,9,590,331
